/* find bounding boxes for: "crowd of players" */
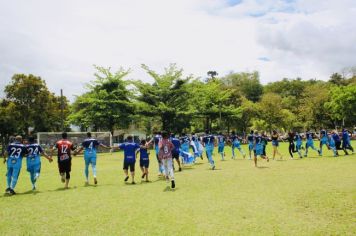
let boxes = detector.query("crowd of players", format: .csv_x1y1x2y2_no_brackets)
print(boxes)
2,128,354,196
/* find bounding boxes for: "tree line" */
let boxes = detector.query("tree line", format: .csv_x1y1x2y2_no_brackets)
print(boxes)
1,64,356,149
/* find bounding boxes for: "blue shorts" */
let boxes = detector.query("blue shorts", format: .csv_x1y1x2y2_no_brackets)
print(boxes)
254,147,263,156
248,143,254,150
84,155,97,166
320,137,328,145
140,160,149,168
272,140,279,146
218,145,224,153
27,161,41,173
233,141,241,148
306,141,314,148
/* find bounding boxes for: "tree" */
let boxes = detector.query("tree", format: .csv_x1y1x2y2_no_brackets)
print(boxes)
69,66,134,134
132,64,192,133
0,100,21,155
4,74,69,134
222,71,263,102
325,84,356,127
257,93,284,131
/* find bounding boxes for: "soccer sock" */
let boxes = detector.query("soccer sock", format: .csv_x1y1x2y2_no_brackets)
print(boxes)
92,164,97,177
239,148,245,156
84,164,89,180
6,172,11,188
30,172,35,185
232,148,235,158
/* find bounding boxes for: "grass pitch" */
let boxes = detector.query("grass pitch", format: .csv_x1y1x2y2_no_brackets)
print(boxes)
0,143,355,235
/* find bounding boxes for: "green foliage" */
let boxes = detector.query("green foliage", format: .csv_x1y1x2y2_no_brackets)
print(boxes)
3,74,69,133
68,66,134,133
325,84,356,126
222,71,263,102
133,64,192,133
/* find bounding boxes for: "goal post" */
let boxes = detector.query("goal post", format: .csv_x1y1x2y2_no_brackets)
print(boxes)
37,132,112,152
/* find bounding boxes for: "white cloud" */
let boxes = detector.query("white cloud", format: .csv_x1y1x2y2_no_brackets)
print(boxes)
0,0,355,100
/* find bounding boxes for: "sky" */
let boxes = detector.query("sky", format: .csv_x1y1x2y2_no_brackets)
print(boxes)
1,0,356,101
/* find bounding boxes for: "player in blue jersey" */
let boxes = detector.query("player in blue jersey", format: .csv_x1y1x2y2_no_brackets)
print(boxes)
247,131,255,160
191,133,203,160
170,134,182,171
304,131,320,157
319,129,330,156
294,132,303,158
341,129,354,155
136,139,151,182
75,132,111,185
271,130,283,160
113,135,140,184
253,131,269,167
230,131,246,159
26,136,52,190
328,131,338,157
4,136,27,195
217,132,225,160
180,133,191,161
202,131,215,170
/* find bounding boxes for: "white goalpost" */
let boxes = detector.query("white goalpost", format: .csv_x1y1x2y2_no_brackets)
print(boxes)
37,132,112,152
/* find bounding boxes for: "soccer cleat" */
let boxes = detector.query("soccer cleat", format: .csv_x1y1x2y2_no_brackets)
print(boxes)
5,187,11,193
32,185,36,191
141,173,146,179
212,165,215,170
171,180,175,189
94,177,98,185
124,176,129,182
9,189,16,195
132,181,136,185
179,167,182,172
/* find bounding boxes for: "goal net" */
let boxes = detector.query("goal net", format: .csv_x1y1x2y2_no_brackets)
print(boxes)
37,132,112,153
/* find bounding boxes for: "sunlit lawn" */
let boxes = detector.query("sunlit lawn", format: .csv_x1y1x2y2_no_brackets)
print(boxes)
0,142,355,235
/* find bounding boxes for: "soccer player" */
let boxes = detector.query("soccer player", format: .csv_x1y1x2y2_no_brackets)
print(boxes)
328,131,338,157
136,139,150,182
342,128,354,155
113,135,140,184
271,130,283,160
191,133,203,160
158,131,175,189
180,133,191,162
331,130,346,154
319,129,329,156
75,132,111,185
170,134,182,171
4,135,27,195
261,131,268,157
217,132,225,160
253,131,269,167
152,132,164,175
51,132,75,189
202,130,215,170
247,131,255,160
26,136,53,190
230,131,246,159
295,132,303,158
304,131,320,157
287,132,295,159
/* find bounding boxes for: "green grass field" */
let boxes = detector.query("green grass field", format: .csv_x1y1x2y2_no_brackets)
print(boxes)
0,143,355,235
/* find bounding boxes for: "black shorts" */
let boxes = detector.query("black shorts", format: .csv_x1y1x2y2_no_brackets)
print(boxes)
140,160,149,168
123,161,135,172
172,152,179,160
58,160,71,173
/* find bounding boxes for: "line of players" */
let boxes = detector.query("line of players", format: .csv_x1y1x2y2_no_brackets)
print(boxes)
3,128,354,195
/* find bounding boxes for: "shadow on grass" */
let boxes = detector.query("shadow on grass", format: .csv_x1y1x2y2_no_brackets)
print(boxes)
256,166,269,169
163,186,176,192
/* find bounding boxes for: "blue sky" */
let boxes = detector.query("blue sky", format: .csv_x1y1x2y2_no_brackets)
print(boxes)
0,0,355,101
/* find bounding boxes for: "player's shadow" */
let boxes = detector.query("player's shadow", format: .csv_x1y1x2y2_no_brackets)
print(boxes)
256,166,269,169
163,186,176,192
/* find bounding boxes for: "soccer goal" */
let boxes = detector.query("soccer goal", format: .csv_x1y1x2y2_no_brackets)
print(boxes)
37,132,112,152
